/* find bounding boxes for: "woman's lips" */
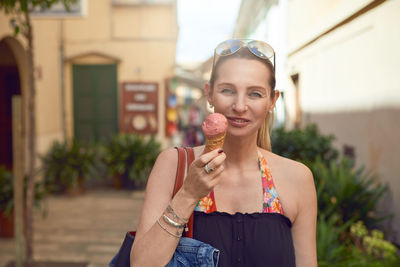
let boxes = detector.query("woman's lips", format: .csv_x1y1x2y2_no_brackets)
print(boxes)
226,117,250,127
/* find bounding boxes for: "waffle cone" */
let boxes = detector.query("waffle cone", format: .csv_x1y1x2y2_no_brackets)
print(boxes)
204,132,226,153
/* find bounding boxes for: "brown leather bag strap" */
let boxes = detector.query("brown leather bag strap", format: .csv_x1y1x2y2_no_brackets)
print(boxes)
183,147,195,238
173,147,186,196
185,147,194,168
172,147,196,238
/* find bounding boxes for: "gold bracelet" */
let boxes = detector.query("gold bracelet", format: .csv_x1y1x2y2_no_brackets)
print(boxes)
157,218,182,238
166,204,189,223
162,214,186,228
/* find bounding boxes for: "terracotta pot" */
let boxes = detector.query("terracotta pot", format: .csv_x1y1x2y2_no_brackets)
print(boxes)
113,174,135,190
0,209,14,238
0,208,27,238
66,176,85,196
113,174,122,189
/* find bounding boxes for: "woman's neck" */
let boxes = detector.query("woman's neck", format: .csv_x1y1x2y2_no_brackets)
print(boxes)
222,133,259,169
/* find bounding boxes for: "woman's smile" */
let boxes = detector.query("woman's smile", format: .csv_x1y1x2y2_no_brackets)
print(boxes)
226,116,250,127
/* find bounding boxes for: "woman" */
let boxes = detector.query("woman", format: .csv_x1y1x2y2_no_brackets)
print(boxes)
131,39,317,267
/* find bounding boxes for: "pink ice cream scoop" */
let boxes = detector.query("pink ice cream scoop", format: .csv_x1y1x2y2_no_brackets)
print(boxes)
202,113,228,152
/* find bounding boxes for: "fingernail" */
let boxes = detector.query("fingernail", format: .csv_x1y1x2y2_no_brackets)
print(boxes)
218,149,223,154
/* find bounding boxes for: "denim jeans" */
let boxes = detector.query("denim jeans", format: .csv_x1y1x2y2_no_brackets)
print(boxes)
110,236,219,267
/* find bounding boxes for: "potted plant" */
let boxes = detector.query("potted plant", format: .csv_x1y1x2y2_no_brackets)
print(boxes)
103,134,160,189
0,165,45,238
0,165,14,237
40,139,96,195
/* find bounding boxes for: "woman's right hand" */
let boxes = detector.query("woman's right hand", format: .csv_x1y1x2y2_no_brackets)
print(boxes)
181,148,226,201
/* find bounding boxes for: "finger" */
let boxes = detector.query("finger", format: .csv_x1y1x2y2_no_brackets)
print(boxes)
209,165,224,187
194,148,224,167
211,164,224,178
203,153,226,171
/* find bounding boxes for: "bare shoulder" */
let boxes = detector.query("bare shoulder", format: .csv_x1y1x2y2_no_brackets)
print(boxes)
149,147,178,181
155,147,179,167
259,148,314,188
141,148,180,201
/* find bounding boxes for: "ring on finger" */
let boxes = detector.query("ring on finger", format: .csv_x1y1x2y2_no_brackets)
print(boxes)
204,163,215,174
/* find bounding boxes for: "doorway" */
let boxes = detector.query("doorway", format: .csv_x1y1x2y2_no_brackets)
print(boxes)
0,40,22,171
72,64,118,142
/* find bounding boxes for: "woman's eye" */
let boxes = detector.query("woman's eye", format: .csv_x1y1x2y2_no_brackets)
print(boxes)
249,92,263,98
221,88,234,94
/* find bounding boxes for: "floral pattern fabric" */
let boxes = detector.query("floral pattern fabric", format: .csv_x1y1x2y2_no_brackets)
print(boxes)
194,150,283,215
194,193,217,213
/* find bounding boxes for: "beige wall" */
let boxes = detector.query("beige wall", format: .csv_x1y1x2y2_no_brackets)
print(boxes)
288,0,372,52
287,0,400,113
0,0,178,156
32,19,64,155
286,0,400,241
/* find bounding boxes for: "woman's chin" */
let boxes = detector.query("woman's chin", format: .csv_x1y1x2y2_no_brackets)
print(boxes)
226,127,258,139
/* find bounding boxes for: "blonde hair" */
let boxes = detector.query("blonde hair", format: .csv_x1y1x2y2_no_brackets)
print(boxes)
257,111,274,151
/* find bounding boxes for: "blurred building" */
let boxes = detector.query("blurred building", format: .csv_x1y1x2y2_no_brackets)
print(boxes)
234,0,400,242
233,0,288,127
0,0,178,170
165,66,208,147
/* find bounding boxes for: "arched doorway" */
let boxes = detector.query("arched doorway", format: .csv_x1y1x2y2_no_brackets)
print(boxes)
0,38,23,171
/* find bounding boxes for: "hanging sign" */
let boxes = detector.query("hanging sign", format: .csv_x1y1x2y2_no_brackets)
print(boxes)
120,82,158,134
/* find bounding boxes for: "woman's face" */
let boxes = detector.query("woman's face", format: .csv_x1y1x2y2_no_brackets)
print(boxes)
206,58,279,138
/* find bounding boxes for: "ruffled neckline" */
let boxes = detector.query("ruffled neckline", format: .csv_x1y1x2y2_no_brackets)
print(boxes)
194,210,292,227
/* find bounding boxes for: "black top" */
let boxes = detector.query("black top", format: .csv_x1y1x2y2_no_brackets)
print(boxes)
193,211,296,267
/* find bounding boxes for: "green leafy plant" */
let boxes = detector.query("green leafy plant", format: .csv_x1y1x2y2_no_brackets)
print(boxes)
271,124,338,166
0,166,14,214
40,140,95,193
317,213,352,266
350,221,398,260
272,124,397,266
317,215,400,267
311,157,389,227
0,165,46,215
103,134,161,188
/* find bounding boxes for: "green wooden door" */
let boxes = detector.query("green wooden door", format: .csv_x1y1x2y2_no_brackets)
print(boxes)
73,64,118,142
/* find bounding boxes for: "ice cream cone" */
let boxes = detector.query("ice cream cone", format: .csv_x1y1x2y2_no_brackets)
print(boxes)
204,132,226,153
202,113,228,153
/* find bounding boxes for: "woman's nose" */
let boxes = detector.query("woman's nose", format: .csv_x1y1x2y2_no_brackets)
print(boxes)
232,96,248,113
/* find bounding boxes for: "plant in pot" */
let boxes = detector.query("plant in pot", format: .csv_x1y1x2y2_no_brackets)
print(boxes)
0,165,46,238
103,134,161,189
0,165,14,237
40,139,96,195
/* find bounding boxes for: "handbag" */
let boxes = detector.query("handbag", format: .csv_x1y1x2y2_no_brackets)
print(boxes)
110,147,195,267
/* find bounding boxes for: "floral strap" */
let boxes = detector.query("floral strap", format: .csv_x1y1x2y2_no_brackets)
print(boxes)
258,150,283,214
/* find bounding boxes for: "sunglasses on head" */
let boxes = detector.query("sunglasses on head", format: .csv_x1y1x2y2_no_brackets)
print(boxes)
213,39,275,72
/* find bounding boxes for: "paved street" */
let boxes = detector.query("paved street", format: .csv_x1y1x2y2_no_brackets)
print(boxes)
0,189,145,267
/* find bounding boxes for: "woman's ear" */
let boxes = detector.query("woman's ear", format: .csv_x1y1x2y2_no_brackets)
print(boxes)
205,82,213,105
270,89,280,110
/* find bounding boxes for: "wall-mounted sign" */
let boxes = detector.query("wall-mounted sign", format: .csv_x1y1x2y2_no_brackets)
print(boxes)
120,82,158,134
